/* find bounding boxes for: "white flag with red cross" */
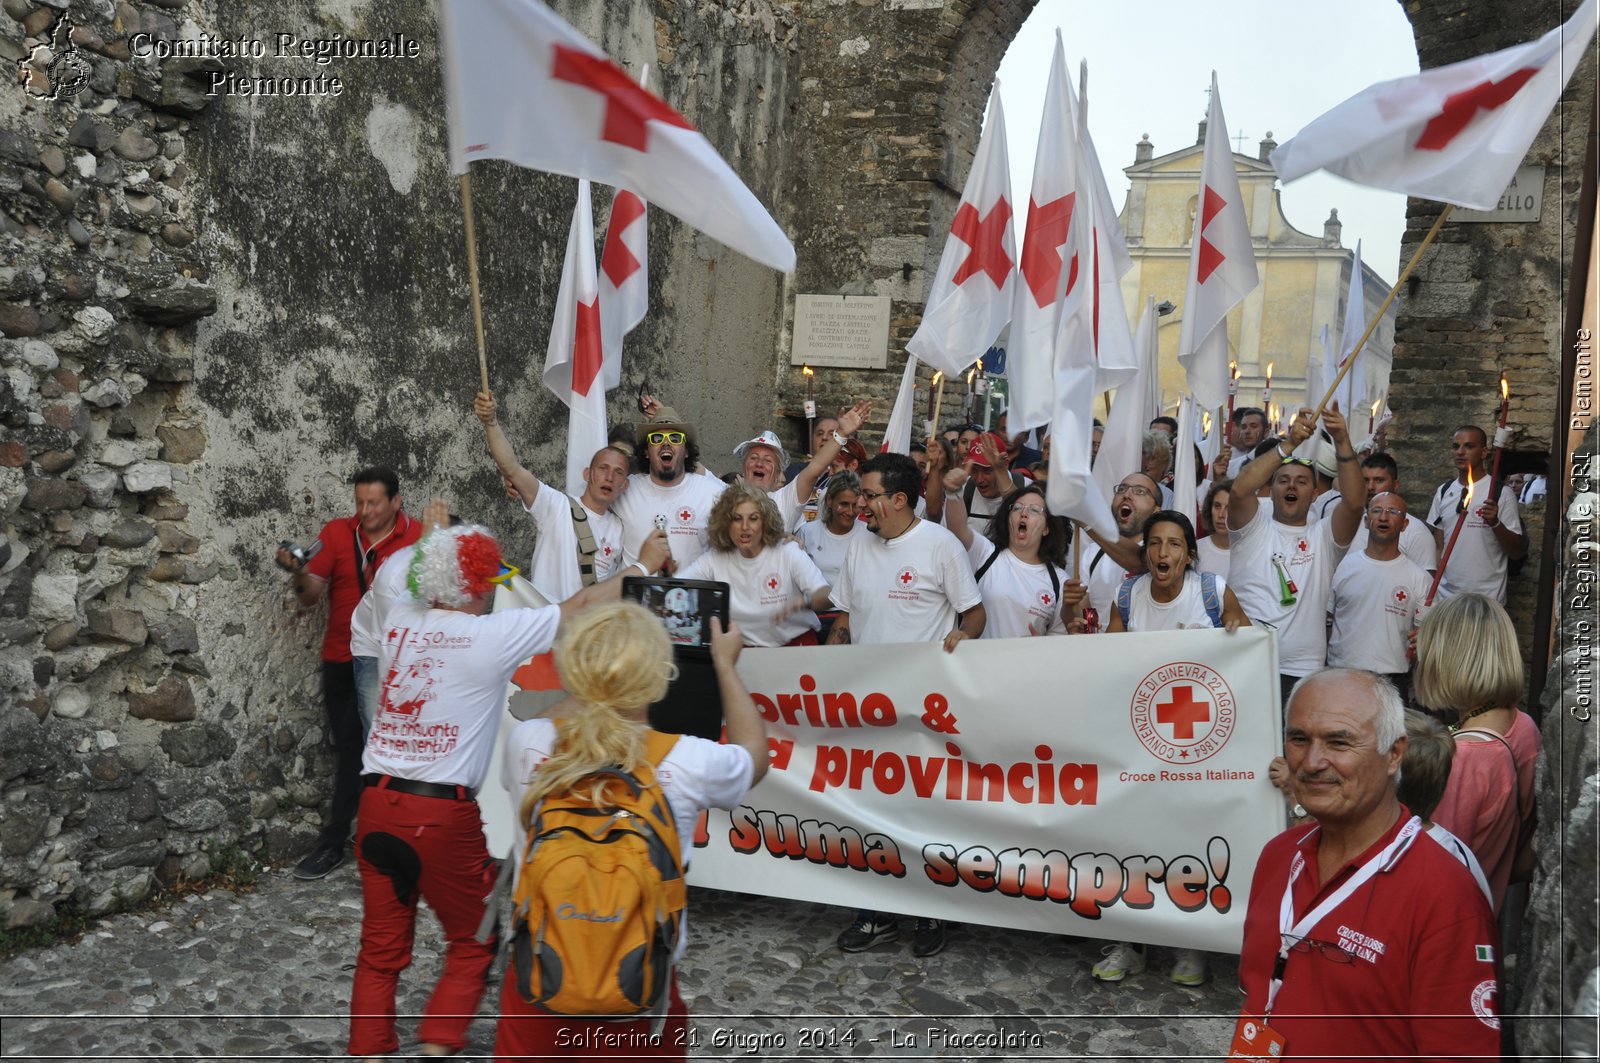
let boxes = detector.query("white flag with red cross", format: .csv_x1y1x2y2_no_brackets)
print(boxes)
439,0,794,272
598,183,647,393
1046,125,1118,540
1006,36,1078,434
541,180,607,498
1271,0,1596,211
1336,239,1368,412
1176,73,1259,413
1092,295,1160,503
1076,61,1139,398
880,355,920,455
907,83,1016,378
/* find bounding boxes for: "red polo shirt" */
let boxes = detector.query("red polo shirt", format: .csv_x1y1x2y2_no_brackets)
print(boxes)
305,512,421,662
1239,808,1501,1060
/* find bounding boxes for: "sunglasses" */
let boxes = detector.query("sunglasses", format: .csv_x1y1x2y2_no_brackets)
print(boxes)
646,431,686,446
1279,458,1314,469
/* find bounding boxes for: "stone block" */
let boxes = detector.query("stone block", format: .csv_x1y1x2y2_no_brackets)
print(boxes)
85,605,146,645
0,303,40,338
126,674,195,721
159,722,233,767
22,477,86,512
67,114,113,152
101,518,154,548
42,622,77,650
154,522,198,554
127,779,159,821
35,449,75,474
162,797,225,832
72,306,115,343
112,127,159,162
0,803,46,855
151,612,197,653
97,840,165,871
81,377,131,408
75,465,117,508
155,423,205,464
3,897,54,929
0,441,24,467
125,282,217,325
20,340,57,370
29,572,77,623
122,461,171,493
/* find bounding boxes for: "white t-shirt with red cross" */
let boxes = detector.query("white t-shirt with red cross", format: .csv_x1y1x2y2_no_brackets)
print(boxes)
524,483,622,605
1327,549,1434,674
832,519,983,645
678,542,828,647
363,602,562,788
965,536,1067,637
1228,506,1351,676
1424,479,1522,603
613,472,726,571
796,518,870,589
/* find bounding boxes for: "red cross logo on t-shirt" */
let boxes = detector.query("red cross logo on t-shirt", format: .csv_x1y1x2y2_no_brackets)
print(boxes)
766,575,780,592
602,544,614,558
1296,538,1309,554
678,508,694,524
896,566,917,587
1394,588,1409,604
1039,591,1054,607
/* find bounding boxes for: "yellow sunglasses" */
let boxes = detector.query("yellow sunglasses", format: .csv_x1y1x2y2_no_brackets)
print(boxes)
646,431,686,446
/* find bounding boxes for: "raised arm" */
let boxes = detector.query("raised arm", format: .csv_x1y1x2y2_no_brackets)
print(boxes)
941,462,976,548
922,434,949,522
710,618,769,784
794,400,873,501
474,391,541,506
1228,408,1316,531
1322,402,1366,547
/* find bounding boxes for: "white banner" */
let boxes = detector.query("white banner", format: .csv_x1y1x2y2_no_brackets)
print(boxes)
687,628,1284,953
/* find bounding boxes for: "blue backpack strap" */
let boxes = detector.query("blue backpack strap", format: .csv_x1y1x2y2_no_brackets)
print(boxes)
1115,574,1136,628
1200,571,1224,628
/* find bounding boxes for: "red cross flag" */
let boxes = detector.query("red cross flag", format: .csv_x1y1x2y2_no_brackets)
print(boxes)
599,184,647,393
1076,61,1138,399
1271,0,1596,211
541,180,607,498
1007,37,1079,433
1176,73,1259,413
907,83,1016,378
439,0,794,272
880,354,920,455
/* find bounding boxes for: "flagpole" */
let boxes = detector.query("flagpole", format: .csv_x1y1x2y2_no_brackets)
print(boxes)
459,172,490,393
1312,204,1453,418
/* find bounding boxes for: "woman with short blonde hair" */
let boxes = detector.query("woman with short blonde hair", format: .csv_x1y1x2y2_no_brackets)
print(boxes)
1413,592,1537,913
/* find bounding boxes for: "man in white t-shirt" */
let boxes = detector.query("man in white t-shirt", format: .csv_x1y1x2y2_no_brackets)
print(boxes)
736,399,872,529
1073,470,1162,625
1224,407,1268,479
349,525,626,1059
827,451,984,960
1226,403,1365,706
475,393,669,604
613,406,727,572
1348,452,1439,572
1328,493,1433,703
1424,425,1526,604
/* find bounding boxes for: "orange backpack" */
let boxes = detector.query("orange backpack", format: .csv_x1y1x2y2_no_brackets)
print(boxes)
509,727,685,1020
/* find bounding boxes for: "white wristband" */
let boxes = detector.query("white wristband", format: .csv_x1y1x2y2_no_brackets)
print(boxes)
629,562,650,578
832,430,849,447
1493,426,1511,448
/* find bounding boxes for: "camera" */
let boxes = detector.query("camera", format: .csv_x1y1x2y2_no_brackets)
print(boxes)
276,538,323,570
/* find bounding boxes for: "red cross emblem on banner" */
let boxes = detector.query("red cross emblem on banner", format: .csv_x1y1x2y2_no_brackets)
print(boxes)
1156,685,1211,741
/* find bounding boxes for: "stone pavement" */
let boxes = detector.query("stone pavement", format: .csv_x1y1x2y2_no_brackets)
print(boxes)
1,861,1241,1061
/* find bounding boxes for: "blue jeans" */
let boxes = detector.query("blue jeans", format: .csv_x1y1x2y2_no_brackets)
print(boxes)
352,655,379,740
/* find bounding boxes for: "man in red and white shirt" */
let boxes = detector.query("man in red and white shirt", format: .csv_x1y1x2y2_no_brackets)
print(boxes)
1238,669,1500,1061
349,524,627,1059
279,466,422,882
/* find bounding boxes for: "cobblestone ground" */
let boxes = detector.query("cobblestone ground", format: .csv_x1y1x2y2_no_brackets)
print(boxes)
2,862,1241,1061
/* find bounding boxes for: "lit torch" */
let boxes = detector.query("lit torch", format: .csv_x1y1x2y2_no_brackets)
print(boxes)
1489,373,1510,500
1262,361,1274,408
802,364,816,450
929,370,945,433
1227,361,1239,437
1426,468,1474,605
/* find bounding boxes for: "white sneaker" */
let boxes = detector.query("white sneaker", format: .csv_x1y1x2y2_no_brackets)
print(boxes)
1170,948,1208,986
1091,942,1146,982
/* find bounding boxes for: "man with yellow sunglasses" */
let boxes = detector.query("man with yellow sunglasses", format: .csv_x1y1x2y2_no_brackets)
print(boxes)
614,405,728,571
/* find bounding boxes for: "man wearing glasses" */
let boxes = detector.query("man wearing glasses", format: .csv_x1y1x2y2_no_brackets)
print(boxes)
278,466,423,881
1236,669,1498,1060
1226,406,1365,706
614,406,727,571
1075,471,1162,622
1326,493,1433,704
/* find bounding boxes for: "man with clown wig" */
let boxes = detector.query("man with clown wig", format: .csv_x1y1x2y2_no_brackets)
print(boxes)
346,523,631,1060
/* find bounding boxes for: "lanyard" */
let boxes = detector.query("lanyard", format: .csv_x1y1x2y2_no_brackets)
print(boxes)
1264,815,1421,1020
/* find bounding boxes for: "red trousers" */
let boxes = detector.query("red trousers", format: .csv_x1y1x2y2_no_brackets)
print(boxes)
493,971,689,1061
348,786,498,1056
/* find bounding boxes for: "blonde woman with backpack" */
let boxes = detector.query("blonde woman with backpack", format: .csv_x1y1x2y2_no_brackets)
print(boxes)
496,602,767,1059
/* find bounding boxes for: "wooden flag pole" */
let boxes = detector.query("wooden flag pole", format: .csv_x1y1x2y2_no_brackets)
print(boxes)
459,172,490,394
1312,204,1453,419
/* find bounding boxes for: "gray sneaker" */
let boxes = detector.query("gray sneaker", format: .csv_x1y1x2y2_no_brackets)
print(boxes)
293,846,346,880
837,915,899,952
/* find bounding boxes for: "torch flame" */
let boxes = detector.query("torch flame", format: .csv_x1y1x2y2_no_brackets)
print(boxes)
1500,374,1509,401
1463,467,1475,507
802,364,813,378
931,371,943,386
1202,412,1213,435
1266,361,1275,381
966,368,975,386
1230,361,1239,379
1371,398,1383,417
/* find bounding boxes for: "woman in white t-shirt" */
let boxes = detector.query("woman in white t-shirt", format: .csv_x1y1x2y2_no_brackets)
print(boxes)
796,471,868,587
1092,510,1246,990
678,483,832,647
1106,510,1249,633
496,602,766,1060
1196,478,1232,579
942,479,1072,637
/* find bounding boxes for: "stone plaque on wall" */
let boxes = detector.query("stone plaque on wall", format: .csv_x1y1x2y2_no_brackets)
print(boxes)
791,295,890,369
1455,166,1544,223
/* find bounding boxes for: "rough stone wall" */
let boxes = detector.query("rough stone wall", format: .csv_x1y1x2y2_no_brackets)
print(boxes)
0,0,796,926
1518,427,1597,1057
1387,0,1594,673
